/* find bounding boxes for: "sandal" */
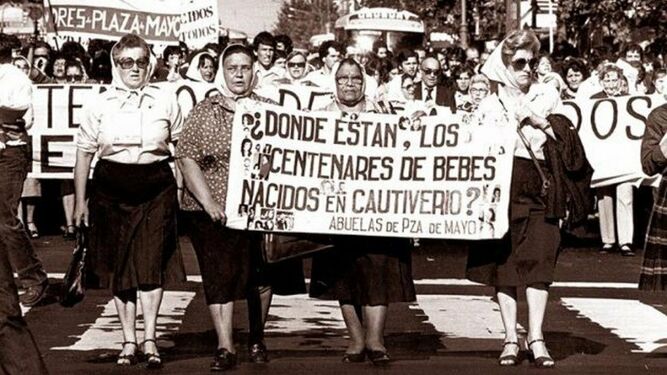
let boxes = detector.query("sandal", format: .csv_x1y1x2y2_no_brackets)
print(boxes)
116,342,138,366
498,341,520,366
26,222,39,239
526,339,555,369
142,339,162,369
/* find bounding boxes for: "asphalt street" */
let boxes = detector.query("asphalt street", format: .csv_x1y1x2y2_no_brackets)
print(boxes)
19,234,667,374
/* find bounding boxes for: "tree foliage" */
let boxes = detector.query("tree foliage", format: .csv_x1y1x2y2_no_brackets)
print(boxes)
274,0,340,49
558,0,667,48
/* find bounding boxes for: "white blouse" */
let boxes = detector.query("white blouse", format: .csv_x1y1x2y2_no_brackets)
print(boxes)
76,84,183,164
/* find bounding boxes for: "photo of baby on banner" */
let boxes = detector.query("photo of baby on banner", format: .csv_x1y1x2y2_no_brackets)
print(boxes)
478,205,497,238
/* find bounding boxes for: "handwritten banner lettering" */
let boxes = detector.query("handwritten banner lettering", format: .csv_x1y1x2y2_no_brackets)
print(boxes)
225,100,515,240
555,95,666,187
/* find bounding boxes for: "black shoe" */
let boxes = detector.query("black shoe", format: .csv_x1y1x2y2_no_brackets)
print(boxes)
63,225,77,241
620,244,635,257
19,281,48,306
211,348,237,372
526,339,555,369
342,350,366,363
367,350,391,366
248,342,268,363
599,243,615,254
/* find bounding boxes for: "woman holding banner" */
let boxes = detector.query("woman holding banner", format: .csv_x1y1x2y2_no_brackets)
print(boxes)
73,34,185,369
466,29,591,369
177,44,305,371
309,58,416,366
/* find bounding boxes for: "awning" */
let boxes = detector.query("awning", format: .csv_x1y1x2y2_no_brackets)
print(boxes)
335,7,424,34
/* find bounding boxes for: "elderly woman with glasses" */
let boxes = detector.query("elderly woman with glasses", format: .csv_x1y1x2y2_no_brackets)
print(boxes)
74,34,185,369
465,29,592,369
309,57,416,366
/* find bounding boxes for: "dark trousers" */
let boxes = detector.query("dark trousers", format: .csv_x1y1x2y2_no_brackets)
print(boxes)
0,147,47,289
0,147,48,374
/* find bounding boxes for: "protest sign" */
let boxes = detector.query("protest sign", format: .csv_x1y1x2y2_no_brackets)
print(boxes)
225,100,516,240
44,0,219,46
255,84,333,110
555,94,666,187
26,81,217,179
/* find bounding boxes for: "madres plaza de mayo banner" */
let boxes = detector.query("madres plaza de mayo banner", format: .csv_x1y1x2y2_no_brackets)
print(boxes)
556,94,666,187
224,100,516,240
43,0,219,47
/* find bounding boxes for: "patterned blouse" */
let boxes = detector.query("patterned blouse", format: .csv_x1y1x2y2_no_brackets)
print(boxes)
176,93,271,212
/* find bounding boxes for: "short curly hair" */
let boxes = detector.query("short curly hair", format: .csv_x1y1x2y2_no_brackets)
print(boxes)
111,34,150,62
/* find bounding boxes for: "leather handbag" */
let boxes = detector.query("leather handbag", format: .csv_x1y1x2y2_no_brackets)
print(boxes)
261,233,333,263
60,225,88,307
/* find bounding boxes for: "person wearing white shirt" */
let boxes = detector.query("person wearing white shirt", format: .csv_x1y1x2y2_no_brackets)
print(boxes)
0,32,49,375
304,40,344,90
73,34,184,369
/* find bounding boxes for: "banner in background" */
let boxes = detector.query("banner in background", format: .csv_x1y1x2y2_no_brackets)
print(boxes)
556,95,666,187
43,0,219,46
225,100,516,240
26,81,219,178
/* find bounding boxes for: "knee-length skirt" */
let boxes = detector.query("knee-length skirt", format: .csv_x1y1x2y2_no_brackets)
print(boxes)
309,236,416,306
87,160,185,294
466,157,561,287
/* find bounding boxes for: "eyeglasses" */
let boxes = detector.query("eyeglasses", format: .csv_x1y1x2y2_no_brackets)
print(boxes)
336,75,363,85
287,62,306,68
67,74,83,82
510,58,538,71
402,84,414,90
421,68,440,76
470,88,488,94
116,57,150,70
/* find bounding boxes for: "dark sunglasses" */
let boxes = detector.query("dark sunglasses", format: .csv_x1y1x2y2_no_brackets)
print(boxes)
510,58,538,71
116,57,149,70
402,83,414,89
421,68,440,76
287,62,306,68
67,74,83,82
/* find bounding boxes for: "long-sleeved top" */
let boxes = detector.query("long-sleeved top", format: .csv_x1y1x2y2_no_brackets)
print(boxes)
641,103,667,177
76,84,182,164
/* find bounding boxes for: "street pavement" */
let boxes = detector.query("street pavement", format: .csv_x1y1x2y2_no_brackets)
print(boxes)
20,235,667,374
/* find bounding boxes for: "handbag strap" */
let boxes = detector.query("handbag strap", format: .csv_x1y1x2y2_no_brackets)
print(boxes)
516,126,550,196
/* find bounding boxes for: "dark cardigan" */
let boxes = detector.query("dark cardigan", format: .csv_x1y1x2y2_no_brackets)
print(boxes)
543,113,594,227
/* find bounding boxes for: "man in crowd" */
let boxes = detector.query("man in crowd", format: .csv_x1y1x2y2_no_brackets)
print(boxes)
304,40,344,89
0,32,49,375
616,44,644,94
414,54,454,108
253,31,284,86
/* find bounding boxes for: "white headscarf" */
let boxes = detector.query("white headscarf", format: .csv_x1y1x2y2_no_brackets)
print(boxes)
184,50,217,82
110,36,157,105
480,39,524,101
213,44,258,100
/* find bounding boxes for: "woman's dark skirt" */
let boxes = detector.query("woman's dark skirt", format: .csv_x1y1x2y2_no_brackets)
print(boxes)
309,236,416,306
87,159,185,294
182,211,251,304
639,178,667,291
466,157,560,287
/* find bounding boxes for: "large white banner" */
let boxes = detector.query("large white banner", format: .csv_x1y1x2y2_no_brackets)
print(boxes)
556,95,666,187
43,0,218,46
225,100,516,240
